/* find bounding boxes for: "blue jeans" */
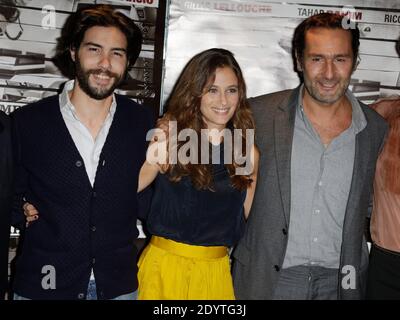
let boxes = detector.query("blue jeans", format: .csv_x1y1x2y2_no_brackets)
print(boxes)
86,279,138,300
13,293,30,300
13,280,138,300
272,265,339,300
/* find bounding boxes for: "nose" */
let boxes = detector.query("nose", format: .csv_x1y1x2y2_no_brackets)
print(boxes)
98,54,111,70
220,92,228,106
324,59,334,80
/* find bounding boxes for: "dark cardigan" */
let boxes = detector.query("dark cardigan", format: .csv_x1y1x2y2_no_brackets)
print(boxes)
11,94,153,299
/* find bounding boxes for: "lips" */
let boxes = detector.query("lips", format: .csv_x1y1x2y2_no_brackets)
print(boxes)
94,74,111,80
318,81,338,91
211,107,230,114
91,73,114,86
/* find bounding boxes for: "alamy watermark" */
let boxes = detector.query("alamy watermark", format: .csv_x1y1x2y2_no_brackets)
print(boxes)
146,121,255,175
341,5,357,30
341,265,356,290
41,5,56,30
41,265,56,290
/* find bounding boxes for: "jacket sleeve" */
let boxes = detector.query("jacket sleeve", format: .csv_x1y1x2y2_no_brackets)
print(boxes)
0,112,12,299
10,111,28,231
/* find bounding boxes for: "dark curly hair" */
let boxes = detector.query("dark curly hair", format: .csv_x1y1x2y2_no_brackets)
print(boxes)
53,4,142,78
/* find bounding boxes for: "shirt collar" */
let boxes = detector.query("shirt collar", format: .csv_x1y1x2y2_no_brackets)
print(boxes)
345,89,367,134
59,80,117,118
297,84,367,134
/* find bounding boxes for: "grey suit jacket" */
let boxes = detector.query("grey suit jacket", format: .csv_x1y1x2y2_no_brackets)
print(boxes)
232,87,388,300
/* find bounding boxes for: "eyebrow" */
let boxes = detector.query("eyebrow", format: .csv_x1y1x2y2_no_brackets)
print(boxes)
208,84,239,88
83,42,127,53
308,53,352,58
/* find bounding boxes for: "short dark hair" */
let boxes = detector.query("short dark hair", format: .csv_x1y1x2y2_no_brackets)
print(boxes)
293,12,360,70
53,4,142,78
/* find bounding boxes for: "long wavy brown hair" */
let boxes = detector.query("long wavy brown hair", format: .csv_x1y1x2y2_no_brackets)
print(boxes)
164,48,255,191
371,98,400,194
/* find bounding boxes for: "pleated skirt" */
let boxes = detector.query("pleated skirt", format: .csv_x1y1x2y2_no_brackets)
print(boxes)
137,236,235,300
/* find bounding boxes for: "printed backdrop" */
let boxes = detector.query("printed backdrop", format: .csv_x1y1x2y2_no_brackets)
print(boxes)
0,0,167,115
163,0,400,112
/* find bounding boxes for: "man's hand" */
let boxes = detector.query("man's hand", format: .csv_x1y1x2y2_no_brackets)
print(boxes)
150,114,174,172
23,202,39,227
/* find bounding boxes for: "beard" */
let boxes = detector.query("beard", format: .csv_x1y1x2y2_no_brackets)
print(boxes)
74,56,125,100
303,73,350,106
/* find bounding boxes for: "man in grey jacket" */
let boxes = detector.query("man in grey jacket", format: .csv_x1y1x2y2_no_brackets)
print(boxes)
232,12,388,300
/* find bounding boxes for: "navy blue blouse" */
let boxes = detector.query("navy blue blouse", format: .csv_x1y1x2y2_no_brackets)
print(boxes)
146,145,246,247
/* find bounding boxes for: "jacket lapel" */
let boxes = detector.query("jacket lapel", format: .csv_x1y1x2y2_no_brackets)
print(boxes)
274,88,298,225
342,125,371,237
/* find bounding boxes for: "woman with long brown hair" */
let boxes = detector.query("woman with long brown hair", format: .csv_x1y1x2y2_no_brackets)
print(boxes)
137,48,259,299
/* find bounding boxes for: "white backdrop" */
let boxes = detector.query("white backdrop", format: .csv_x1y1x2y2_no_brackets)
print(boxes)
162,0,400,114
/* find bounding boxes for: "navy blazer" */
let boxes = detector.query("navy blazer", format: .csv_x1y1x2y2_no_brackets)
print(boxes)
0,111,12,299
11,94,153,299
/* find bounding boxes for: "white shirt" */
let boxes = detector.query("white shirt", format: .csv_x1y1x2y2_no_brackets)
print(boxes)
59,80,117,186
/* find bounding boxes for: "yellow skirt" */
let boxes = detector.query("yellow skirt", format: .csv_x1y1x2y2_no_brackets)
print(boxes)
137,236,235,300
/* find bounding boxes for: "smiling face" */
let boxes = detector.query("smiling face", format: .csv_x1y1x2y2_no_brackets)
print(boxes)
298,27,354,106
71,26,128,100
199,66,239,131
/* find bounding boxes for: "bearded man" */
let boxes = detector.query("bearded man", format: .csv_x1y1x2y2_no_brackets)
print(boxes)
11,5,153,300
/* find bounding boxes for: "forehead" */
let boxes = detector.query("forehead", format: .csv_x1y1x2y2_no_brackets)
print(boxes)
210,67,238,83
304,27,353,54
81,26,127,49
